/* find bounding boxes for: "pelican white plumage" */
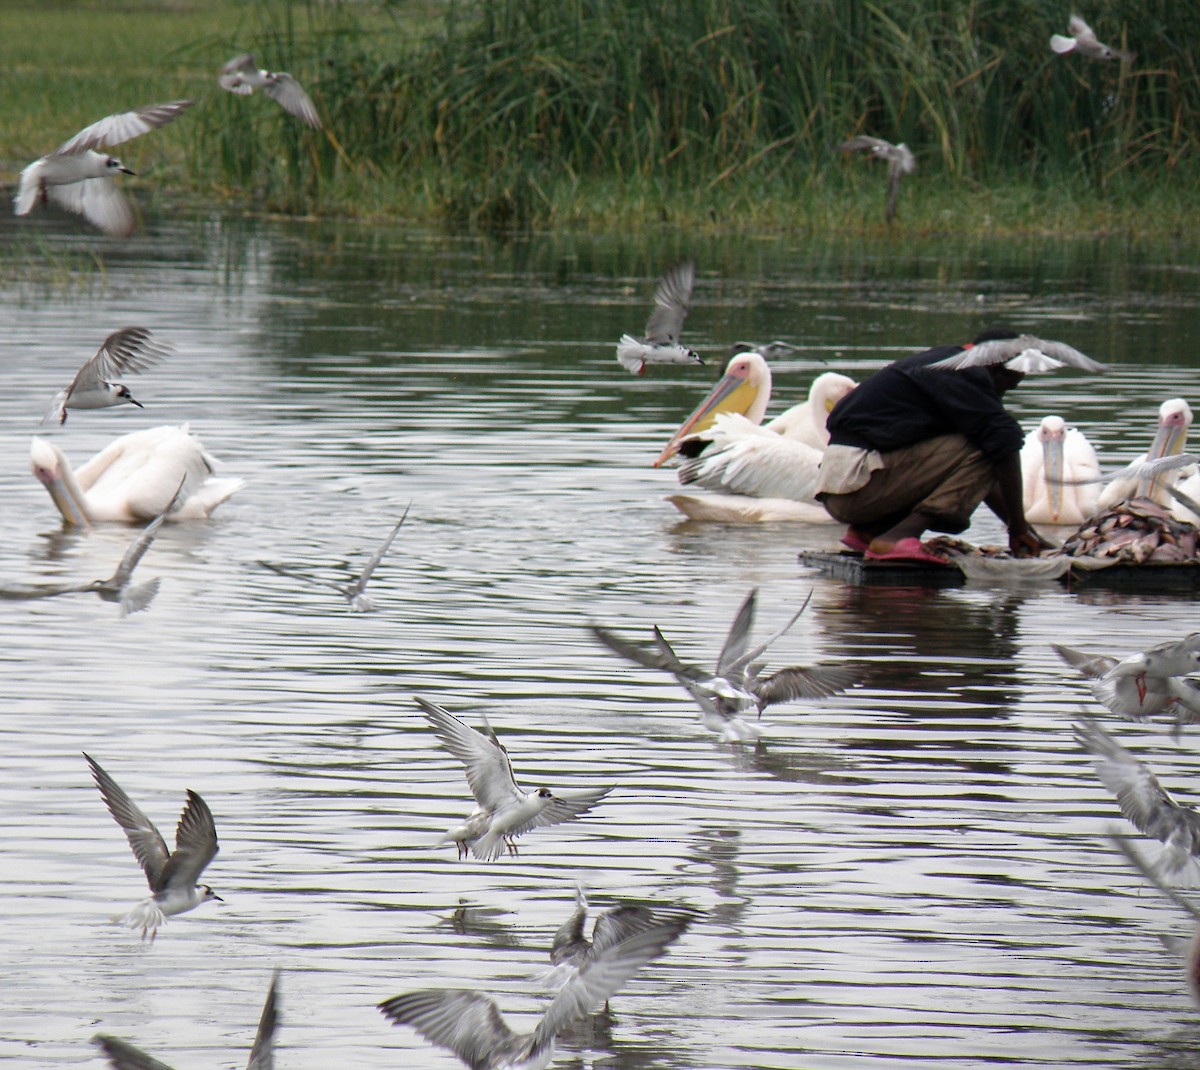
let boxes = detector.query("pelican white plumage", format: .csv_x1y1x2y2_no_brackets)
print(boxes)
30,425,243,526
1098,399,1193,510
1020,415,1100,526
652,350,855,522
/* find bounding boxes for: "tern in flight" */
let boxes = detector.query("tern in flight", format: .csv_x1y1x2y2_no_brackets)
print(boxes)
590,588,856,741
415,696,612,861
379,910,692,1069
84,752,221,940
259,504,410,612
93,969,278,1069
220,53,322,128
615,261,701,375
15,100,193,236
43,326,172,425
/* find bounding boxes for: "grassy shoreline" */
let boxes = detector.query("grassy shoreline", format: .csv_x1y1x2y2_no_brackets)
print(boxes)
3,0,1198,239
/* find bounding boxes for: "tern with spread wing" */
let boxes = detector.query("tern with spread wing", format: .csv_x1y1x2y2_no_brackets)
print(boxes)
615,261,701,375
0,485,179,614
15,101,193,236
928,334,1106,374
220,53,322,128
589,588,856,741
1075,720,1200,881
84,753,221,940
416,697,612,861
836,135,916,224
259,504,410,612
1102,633,1200,704
43,326,172,425
379,910,692,1069
93,969,278,1069
1050,15,1134,63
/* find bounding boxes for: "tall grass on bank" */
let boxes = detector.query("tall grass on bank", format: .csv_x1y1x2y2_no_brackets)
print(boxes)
3,1,1197,232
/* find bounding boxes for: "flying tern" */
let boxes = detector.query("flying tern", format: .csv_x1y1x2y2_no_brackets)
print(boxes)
1075,719,1200,881
1050,15,1135,63
259,504,410,612
84,753,221,939
14,100,193,236
1102,633,1200,704
615,261,701,375
836,135,916,224
43,326,173,425
220,53,322,128
93,969,278,1069
415,696,612,861
589,588,856,741
927,334,1106,374
379,910,692,1069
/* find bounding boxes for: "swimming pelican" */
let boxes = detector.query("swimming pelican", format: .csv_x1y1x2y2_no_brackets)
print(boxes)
1098,398,1193,510
652,352,854,521
30,425,243,526
1020,415,1100,526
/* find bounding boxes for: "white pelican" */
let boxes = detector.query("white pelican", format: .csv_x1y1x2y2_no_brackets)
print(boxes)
1020,415,1100,526
651,351,855,522
1098,398,1193,510
30,425,243,526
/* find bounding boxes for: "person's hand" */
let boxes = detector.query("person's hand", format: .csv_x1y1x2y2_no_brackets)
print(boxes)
1009,526,1052,557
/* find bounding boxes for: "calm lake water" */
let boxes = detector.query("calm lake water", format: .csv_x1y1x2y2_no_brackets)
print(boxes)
3,213,1200,1069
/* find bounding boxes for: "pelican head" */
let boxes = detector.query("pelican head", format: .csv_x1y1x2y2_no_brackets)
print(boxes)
30,436,91,527
1139,398,1193,499
653,351,772,467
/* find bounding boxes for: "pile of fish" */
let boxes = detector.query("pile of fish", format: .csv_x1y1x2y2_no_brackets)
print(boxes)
1058,498,1200,563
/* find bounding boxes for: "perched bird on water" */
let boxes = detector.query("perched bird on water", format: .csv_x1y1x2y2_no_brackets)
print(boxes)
836,136,916,224
259,504,410,612
84,753,221,940
615,261,701,375
14,101,193,237
590,588,856,742
1020,415,1100,526
1050,14,1135,63
220,53,322,128
30,424,243,525
93,969,279,1069
43,326,172,425
928,334,1106,375
1075,719,1200,882
1097,399,1194,511
379,910,693,1069
415,697,613,861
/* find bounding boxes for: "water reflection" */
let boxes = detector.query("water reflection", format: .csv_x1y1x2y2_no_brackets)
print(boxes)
3,216,1200,1068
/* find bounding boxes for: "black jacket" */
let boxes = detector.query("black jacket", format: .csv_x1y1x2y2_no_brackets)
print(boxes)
825,344,1023,464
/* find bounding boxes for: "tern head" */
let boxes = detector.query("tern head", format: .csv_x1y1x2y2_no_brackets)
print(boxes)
114,384,144,408
105,155,135,176
200,885,223,903
536,787,554,799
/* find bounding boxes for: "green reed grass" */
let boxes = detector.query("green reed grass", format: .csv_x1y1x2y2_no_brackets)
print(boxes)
2,0,1198,234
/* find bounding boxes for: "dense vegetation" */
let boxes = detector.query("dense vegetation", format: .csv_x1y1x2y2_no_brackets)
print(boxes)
2,1,1197,233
